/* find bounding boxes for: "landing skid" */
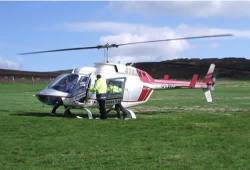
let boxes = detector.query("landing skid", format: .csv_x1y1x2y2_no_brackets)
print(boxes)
127,109,136,119
51,103,136,120
75,108,93,119
76,108,136,120
84,108,93,119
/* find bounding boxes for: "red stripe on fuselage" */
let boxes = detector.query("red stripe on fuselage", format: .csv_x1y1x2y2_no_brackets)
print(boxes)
138,86,152,101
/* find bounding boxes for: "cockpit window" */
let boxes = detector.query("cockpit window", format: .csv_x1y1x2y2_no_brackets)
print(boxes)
49,74,79,93
70,76,90,98
48,74,91,96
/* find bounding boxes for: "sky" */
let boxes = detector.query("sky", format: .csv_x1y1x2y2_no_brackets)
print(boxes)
1,1,250,71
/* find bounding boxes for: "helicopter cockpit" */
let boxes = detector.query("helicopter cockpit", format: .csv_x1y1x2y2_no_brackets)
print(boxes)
48,73,91,95
36,73,91,106
49,74,79,93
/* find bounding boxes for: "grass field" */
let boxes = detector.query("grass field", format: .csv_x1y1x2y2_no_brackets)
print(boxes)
0,81,249,169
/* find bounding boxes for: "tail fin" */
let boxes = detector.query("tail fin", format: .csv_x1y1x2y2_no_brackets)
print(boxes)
204,64,215,87
204,89,213,102
204,64,216,102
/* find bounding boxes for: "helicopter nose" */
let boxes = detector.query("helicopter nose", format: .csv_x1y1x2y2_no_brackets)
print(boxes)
36,94,62,105
36,88,69,105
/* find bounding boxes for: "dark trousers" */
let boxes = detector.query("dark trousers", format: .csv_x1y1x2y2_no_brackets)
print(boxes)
52,100,63,113
115,103,128,119
52,100,71,115
97,94,107,119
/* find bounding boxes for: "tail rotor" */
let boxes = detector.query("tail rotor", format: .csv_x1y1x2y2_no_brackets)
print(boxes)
203,64,216,102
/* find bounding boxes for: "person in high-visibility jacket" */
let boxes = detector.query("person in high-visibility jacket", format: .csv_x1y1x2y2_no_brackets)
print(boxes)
90,74,108,119
107,83,122,94
107,82,128,119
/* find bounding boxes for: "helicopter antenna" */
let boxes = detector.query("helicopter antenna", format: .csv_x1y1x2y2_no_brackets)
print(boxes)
19,34,233,63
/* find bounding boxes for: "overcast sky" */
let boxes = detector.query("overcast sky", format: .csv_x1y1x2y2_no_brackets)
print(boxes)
0,1,250,71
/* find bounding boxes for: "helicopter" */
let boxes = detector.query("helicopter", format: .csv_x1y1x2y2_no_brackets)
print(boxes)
21,34,232,119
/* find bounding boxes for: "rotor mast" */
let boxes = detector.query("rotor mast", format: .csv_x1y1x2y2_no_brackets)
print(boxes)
103,45,110,63
101,43,118,63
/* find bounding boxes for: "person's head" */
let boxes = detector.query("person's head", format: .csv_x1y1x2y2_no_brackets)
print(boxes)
97,74,101,79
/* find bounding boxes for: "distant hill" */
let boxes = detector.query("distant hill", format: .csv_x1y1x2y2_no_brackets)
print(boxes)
0,69,72,83
0,69,71,77
134,58,250,80
0,58,250,83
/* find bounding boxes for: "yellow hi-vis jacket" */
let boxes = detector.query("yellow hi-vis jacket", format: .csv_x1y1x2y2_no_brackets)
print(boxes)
90,78,107,94
108,84,122,93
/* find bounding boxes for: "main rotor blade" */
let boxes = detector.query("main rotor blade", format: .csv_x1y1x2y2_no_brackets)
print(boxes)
117,34,233,46
19,34,232,55
19,45,104,55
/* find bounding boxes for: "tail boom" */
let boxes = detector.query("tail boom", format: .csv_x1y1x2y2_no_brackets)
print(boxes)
149,64,216,91
136,64,215,102
143,64,216,103
148,79,210,90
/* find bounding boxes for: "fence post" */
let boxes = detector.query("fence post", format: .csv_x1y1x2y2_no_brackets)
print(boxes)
32,76,35,88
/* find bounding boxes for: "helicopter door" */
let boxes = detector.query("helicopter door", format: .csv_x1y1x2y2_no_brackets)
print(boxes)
71,74,91,103
106,77,126,107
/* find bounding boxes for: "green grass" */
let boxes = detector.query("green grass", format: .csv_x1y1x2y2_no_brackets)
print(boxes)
0,81,250,169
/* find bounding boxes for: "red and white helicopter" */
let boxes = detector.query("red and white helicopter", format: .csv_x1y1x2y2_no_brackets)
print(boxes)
21,34,232,119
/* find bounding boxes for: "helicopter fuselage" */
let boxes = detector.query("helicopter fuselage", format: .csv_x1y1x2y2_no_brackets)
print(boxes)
36,63,152,110
36,62,215,113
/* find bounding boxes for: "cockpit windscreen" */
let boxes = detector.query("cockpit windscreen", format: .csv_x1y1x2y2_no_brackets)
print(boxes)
49,74,79,93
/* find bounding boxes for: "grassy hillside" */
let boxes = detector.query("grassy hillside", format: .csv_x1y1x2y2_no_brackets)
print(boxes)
0,81,249,169
135,58,250,80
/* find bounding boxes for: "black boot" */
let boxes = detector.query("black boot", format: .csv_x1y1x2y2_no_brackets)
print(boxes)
64,107,73,117
51,99,64,114
52,102,61,114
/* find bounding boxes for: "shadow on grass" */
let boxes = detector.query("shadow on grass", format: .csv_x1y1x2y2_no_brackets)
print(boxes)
11,112,86,119
0,109,12,113
11,111,120,119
